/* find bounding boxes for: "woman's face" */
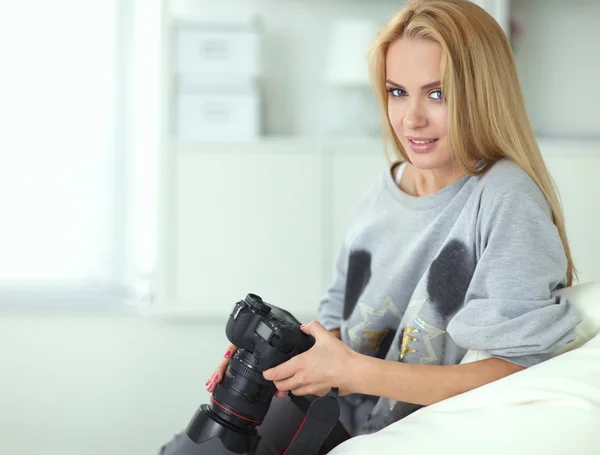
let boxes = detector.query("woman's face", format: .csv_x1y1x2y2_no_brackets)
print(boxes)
386,38,453,171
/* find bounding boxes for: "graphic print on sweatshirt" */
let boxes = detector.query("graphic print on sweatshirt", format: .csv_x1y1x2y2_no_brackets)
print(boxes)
342,239,477,432
343,240,475,364
342,249,404,356
343,249,372,319
388,239,476,365
372,239,476,427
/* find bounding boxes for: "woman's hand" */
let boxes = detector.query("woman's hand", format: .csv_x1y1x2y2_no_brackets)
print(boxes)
205,343,287,398
206,344,236,393
330,328,341,340
262,321,359,397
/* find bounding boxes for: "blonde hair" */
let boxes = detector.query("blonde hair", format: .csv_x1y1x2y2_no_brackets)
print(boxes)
368,0,576,285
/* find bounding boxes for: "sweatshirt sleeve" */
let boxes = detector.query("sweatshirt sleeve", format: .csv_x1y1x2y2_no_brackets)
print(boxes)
318,240,350,331
446,169,582,368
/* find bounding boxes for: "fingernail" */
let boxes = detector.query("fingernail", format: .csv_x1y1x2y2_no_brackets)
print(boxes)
213,373,219,382
205,379,210,386
300,324,305,328
224,349,231,358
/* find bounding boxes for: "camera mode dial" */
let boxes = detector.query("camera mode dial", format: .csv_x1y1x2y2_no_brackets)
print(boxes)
245,293,271,315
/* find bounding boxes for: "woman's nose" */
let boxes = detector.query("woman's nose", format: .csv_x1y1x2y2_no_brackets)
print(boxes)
403,103,427,129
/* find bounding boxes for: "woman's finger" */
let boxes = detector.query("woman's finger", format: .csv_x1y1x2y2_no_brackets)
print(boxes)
290,386,328,397
273,373,309,393
206,344,237,391
274,390,287,398
218,344,236,367
223,344,237,359
215,358,229,373
206,371,221,392
215,344,236,377
263,355,301,382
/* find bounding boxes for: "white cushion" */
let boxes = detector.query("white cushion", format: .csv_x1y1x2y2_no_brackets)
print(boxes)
330,281,600,455
552,281,600,353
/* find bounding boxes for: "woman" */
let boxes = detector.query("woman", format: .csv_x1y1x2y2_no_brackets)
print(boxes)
205,0,581,448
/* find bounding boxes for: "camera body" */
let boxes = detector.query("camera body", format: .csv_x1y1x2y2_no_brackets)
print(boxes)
159,293,319,455
226,293,315,371
160,293,348,455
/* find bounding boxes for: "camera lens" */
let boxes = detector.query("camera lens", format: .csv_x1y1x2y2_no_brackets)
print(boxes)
209,349,277,430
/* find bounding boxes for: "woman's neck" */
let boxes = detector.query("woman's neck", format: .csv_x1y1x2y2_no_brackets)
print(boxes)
400,162,467,197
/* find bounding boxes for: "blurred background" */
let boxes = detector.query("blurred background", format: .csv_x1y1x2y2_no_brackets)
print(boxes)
0,0,599,454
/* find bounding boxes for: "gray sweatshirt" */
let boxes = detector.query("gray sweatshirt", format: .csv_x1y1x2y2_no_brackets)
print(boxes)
318,158,581,434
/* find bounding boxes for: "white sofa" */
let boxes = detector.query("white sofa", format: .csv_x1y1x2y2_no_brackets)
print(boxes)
330,281,600,455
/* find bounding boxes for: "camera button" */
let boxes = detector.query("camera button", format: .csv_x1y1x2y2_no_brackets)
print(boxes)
250,299,271,314
280,343,294,354
268,334,280,346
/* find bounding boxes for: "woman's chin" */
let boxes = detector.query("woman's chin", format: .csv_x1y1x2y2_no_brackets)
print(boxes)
405,153,449,171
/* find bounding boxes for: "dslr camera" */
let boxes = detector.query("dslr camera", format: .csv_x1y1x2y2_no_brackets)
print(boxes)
159,293,316,455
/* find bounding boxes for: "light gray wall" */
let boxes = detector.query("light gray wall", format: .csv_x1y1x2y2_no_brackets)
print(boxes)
513,0,600,137
0,310,225,455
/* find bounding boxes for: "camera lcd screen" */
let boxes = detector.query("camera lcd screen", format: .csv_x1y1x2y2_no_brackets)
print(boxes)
255,321,273,341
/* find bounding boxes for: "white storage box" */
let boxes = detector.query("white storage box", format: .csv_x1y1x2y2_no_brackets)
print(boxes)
174,84,260,143
173,20,261,79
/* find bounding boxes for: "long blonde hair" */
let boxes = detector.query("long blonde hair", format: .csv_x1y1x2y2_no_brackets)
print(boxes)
368,0,576,285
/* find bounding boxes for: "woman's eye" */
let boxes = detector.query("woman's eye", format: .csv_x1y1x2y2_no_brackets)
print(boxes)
429,90,443,100
387,88,405,97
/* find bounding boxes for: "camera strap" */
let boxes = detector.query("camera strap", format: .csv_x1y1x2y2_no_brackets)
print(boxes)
282,387,347,455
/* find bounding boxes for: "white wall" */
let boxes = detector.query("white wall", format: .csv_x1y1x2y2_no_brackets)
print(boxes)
513,0,600,137
0,309,224,455
172,138,386,320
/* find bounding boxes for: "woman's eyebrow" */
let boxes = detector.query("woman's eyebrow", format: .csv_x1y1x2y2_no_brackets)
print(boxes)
385,79,441,90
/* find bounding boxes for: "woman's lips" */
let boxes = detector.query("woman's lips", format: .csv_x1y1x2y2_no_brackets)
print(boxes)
406,138,439,153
